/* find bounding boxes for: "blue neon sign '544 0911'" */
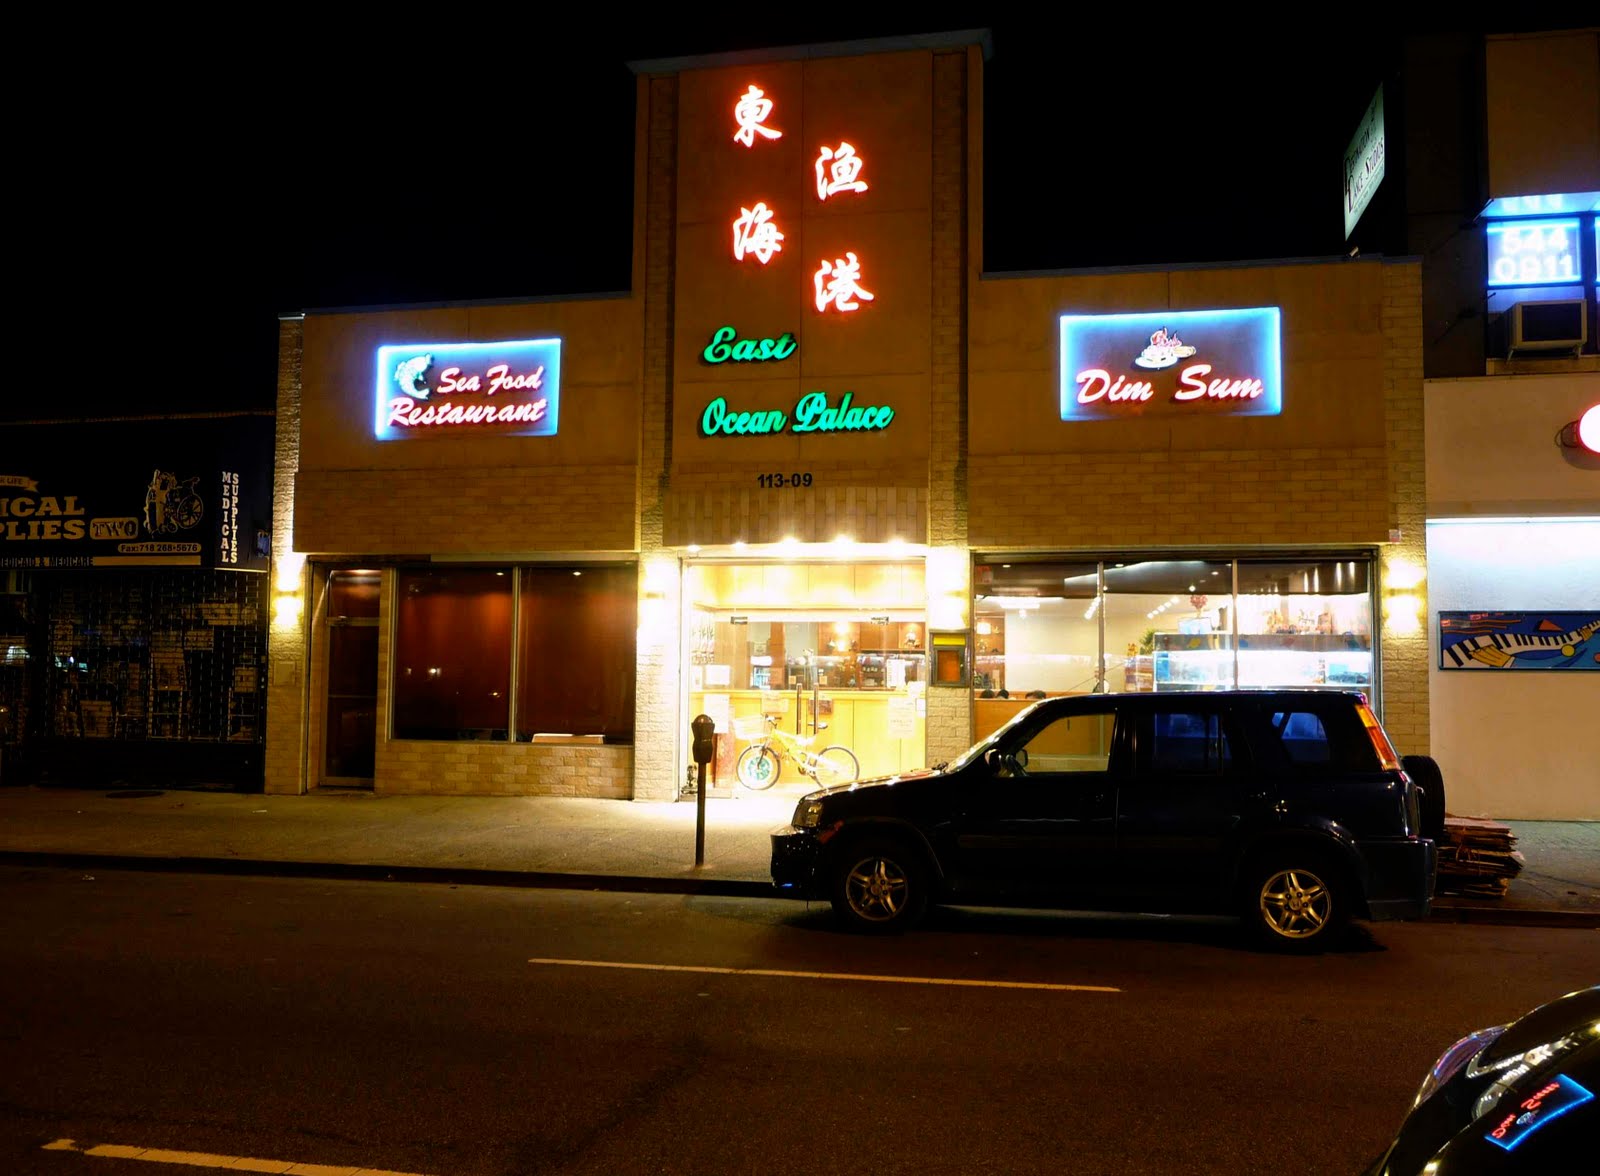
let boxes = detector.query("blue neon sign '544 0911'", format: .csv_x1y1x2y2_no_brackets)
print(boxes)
373,338,563,440
1486,218,1580,287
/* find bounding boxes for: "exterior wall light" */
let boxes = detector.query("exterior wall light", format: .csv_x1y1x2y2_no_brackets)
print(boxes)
1382,592,1423,636
272,593,302,628
1556,403,1600,454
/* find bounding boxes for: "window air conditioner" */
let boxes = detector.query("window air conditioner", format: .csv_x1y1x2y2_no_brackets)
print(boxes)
1507,300,1587,356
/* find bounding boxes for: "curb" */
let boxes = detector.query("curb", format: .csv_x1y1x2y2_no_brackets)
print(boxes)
1427,902,1600,929
5,851,1596,928
0,851,776,900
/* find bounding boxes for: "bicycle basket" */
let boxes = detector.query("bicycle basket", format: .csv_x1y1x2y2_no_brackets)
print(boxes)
732,715,769,741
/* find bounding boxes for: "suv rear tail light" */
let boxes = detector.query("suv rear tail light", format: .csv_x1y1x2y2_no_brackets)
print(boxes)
1356,702,1402,771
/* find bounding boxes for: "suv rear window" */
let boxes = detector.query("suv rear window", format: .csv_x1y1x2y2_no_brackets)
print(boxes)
1265,705,1378,772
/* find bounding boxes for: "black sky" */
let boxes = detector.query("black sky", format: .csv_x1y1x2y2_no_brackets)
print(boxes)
19,15,1574,423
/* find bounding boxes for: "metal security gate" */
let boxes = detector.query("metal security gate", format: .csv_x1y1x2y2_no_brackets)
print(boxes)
5,569,268,788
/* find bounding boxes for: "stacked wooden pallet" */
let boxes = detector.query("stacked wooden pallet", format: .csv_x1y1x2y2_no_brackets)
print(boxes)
1436,816,1524,898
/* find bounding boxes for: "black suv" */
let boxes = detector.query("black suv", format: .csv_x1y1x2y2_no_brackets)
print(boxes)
771,690,1438,948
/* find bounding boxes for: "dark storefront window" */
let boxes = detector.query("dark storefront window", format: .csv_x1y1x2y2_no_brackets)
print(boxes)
391,564,636,743
516,565,636,742
1,569,269,788
22,569,268,745
392,569,512,740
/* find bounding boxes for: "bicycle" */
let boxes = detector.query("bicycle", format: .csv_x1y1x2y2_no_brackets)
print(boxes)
735,714,859,790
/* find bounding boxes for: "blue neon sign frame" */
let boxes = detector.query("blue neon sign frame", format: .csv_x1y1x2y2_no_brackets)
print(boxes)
374,337,562,440
1058,307,1282,422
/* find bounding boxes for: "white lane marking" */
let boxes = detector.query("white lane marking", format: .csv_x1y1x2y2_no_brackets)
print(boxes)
527,957,1120,992
41,1138,433,1176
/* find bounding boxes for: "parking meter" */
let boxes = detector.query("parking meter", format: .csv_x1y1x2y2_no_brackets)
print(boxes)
691,714,716,766
691,714,716,866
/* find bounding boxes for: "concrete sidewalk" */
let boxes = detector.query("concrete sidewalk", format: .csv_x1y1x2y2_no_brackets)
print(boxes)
0,786,1595,925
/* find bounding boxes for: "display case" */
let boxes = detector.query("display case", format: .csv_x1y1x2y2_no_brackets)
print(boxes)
1238,633,1373,689
1151,633,1375,691
1152,633,1234,691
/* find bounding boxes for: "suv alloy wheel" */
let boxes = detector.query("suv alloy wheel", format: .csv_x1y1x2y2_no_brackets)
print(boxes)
1247,852,1350,951
830,839,928,933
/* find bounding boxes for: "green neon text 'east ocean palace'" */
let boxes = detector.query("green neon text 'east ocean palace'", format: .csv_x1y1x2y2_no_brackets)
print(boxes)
699,392,894,436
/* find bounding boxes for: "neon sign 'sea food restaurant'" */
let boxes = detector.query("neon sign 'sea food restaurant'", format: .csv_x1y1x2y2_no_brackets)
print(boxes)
260,31,1593,818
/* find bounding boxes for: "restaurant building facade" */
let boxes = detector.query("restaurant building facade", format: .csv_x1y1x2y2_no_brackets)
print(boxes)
264,32,1434,805
1404,29,1600,819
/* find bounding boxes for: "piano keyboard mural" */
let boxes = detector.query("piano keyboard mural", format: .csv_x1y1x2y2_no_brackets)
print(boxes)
1439,611,1600,671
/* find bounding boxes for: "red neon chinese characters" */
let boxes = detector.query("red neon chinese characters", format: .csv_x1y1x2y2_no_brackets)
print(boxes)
733,85,782,147
814,252,874,313
732,202,785,264
815,142,868,200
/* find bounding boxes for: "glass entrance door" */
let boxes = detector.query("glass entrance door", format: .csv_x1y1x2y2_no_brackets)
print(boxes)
683,561,927,796
323,569,379,785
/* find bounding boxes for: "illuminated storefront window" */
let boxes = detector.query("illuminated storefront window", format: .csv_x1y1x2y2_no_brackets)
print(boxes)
974,556,1376,738
683,561,927,787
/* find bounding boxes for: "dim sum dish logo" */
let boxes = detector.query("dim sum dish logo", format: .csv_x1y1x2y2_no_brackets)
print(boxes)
374,338,563,440
1059,307,1282,422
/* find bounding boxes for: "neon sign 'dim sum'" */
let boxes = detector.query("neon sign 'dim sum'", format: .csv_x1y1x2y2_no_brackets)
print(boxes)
1058,308,1281,422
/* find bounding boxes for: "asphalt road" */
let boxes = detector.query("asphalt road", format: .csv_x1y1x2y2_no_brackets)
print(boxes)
1,867,1595,1176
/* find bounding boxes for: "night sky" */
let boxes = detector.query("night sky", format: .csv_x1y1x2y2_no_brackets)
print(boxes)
19,16,1568,423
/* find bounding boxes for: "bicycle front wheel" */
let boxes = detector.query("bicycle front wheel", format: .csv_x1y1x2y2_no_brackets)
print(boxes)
737,745,781,790
812,746,859,787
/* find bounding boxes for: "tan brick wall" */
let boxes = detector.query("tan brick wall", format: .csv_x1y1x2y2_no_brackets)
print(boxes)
376,740,633,798
293,465,636,555
663,479,927,546
265,318,308,795
926,49,974,764
970,448,1390,549
633,73,682,802
1378,261,1429,754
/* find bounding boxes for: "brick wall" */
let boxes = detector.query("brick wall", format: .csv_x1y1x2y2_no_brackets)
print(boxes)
1378,261,1429,754
970,448,1391,549
926,49,974,765
375,740,633,798
265,318,307,795
293,465,636,555
633,73,682,802
664,478,927,546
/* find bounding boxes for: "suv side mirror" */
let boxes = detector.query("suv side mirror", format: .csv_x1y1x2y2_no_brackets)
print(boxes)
984,747,1027,776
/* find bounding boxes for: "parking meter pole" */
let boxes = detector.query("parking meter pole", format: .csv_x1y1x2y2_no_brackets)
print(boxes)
695,761,707,866
690,714,716,868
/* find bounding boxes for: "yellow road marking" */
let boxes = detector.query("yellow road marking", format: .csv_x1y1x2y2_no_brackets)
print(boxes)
527,957,1120,992
40,1139,432,1176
